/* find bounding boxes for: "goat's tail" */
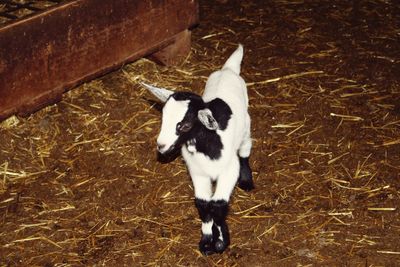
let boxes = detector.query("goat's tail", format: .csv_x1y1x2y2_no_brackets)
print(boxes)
222,44,243,75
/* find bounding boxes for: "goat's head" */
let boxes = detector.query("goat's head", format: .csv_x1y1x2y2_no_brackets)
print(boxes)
142,83,220,155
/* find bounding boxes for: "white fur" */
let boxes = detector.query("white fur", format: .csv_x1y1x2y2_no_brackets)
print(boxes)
183,44,251,202
145,45,252,243
202,221,213,235
157,98,189,153
182,45,251,239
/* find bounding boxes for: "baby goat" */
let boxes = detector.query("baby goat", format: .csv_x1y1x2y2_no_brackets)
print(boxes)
143,45,254,255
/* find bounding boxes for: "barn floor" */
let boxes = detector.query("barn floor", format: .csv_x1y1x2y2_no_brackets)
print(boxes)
1,0,400,266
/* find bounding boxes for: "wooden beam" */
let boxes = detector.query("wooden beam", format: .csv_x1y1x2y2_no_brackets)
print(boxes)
0,0,199,120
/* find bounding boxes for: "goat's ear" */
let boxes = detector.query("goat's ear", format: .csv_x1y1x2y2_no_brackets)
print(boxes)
141,82,174,103
198,109,219,130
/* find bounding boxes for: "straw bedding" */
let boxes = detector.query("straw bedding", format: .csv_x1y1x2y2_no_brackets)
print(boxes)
1,0,399,265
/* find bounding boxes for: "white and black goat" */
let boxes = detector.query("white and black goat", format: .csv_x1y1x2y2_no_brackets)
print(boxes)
143,45,254,255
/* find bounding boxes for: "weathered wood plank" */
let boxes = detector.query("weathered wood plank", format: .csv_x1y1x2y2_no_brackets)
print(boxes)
148,30,192,66
0,0,199,120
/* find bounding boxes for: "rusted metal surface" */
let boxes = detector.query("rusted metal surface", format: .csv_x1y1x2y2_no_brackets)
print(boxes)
0,0,199,120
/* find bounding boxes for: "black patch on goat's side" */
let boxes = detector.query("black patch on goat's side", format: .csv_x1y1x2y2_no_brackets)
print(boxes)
193,129,223,160
192,98,232,159
167,93,232,160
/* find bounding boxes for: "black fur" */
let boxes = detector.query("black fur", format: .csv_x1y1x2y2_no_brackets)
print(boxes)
195,198,212,223
192,127,223,160
193,98,232,159
199,234,215,255
195,199,231,255
238,157,254,191
165,92,204,154
195,198,215,255
213,221,229,253
209,200,230,253
206,98,232,130
161,93,243,255
172,92,202,102
170,93,232,160
209,200,229,224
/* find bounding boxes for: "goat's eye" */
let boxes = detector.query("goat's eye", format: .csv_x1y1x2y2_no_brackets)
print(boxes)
176,123,182,133
177,122,192,133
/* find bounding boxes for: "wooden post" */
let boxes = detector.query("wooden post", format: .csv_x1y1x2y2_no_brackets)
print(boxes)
148,30,192,66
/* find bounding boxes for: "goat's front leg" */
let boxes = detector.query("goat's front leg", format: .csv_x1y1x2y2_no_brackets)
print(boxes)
192,175,215,255
211,158,240,253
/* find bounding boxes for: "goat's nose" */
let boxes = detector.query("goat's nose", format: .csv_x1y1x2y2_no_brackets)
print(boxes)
157,143,166,151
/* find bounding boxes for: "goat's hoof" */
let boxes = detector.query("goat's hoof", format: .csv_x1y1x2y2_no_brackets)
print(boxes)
199,235,215,255
214,239,228,253
238,179,255,191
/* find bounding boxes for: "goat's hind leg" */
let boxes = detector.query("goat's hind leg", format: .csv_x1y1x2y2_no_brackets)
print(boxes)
238,156,254,191
238,126,254,191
